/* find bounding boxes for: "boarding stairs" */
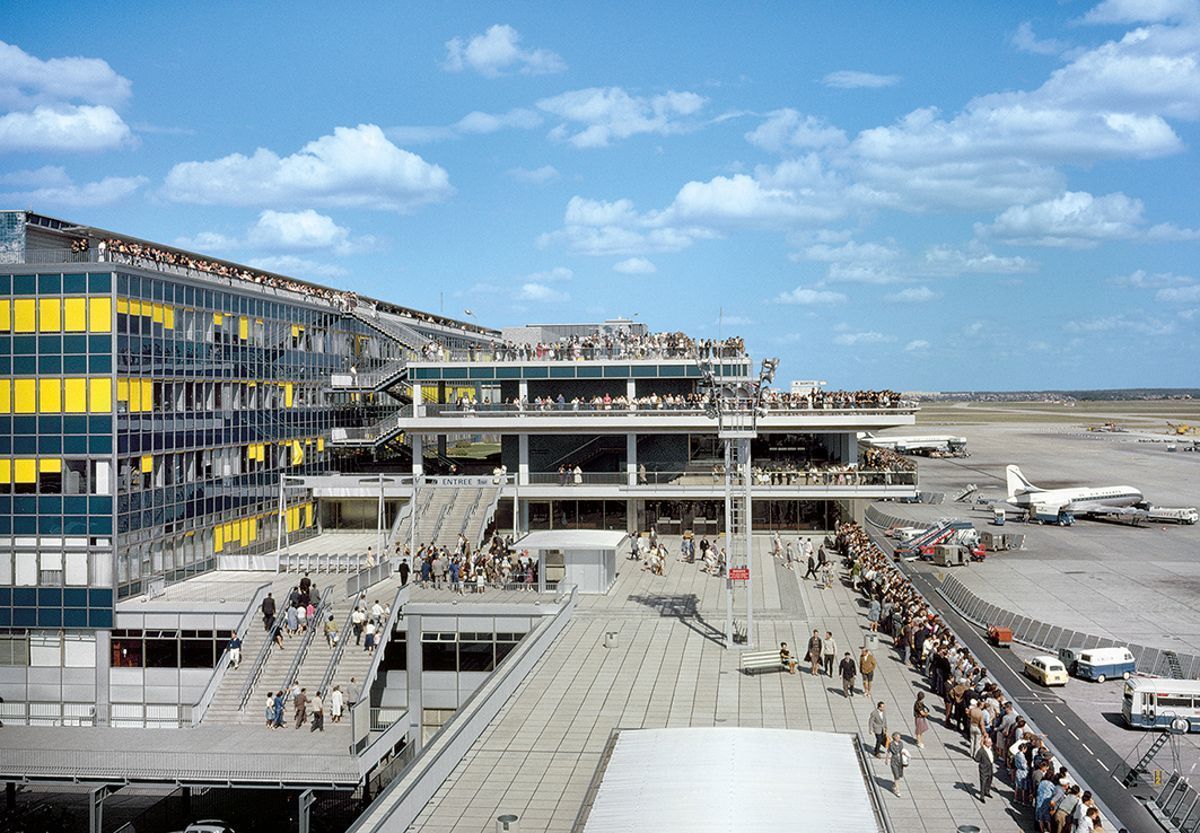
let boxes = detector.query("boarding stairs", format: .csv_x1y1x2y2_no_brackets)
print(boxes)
895,519,975,559
1119,730,1173,787
953,484,979,502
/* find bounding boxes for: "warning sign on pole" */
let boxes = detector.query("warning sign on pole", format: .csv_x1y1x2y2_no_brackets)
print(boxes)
729,567,750,581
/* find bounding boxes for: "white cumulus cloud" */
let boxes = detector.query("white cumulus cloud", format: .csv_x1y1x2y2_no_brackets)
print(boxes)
745,109,847,152
0,165,145,206
776,286,848,305
613,257,656,274
162,124,452,212
0,40,131,109
538,87,706,148
507,164,560,184
247,255,348,281
905,339,931,352
443,24,566,77
0,104,133,153
977,190,1198,246
886,286,941,303
822,70,900,89
833,330,893,345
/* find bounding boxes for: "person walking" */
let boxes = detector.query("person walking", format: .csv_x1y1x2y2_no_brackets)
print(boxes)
975,735,995,802
803,554,819,580
261,592,276,632
294,687,308,729
272,691,285,729
888,732,908,796
821,631,837,677
807,630,823,676
265,692,276,729
309,691,325,732
324,614,339,648
364,620,377,653
351,607,366,645
398,557,410,586
913,691,931,749
839,652,858,698
860,647,877,697
869,702,888,757
227,633,242,669
330,685,344,723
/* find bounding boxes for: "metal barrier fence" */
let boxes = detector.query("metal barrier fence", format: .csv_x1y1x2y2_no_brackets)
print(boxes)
345,561,393,600
938,574,1200,679
1154,772,1200,832
0,700,96,727
279,552,366,574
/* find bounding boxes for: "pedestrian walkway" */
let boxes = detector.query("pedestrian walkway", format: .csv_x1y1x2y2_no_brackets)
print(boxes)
408,535,1036,833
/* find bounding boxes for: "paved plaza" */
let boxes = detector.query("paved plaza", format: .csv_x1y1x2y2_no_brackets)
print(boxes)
407,536,1037,833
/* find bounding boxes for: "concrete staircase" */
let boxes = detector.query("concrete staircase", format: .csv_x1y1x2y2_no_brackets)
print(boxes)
394,486,501,551
205,620,323,725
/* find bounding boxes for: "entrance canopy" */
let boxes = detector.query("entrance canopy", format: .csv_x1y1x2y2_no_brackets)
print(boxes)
581,727,886,833
513,530,626,594
513,530,627,551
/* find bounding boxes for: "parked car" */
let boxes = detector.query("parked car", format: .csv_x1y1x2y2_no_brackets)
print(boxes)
171,821,236,833
1058,646,1136,683
1024,655,1069,686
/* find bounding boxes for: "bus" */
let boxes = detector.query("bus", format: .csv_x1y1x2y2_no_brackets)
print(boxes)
1122,678,1200,730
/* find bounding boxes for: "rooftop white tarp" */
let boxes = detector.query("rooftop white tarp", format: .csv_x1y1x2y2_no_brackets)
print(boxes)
513,530,628,551
582,727,883,833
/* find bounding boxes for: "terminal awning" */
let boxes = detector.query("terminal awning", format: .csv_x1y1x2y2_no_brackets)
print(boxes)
581,728,884,833
513,530,628,551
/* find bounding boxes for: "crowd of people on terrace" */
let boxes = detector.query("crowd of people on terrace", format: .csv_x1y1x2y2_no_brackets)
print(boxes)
763,388,906,409
485,332,745,362
445,389,911,413
393,534,540,592
840,522,1112,829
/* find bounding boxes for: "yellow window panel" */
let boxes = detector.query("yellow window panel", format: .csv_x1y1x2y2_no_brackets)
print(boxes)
39,378,61,413
240,520,249,546
15,459,37,484
317,437,325,452
14,299,36,333
213,312,224,325
128,380,141,411
90,377,112,413
151,303,164,324
238,316,249,340
64,378,88,413
116,298,129,315
140,379,154,411
284,383,294,408
0,459,9,484
163,307,175,329
0,380,9,414
64,298,88,332
304,503,313,528
140,455,153,473
89,297,112,333
0,299,9,331
291,324,300,338
214,526,224,553
38,298,61,332
290,440,303,466
14,379,37,413
249,518,258,541
39,458,62,473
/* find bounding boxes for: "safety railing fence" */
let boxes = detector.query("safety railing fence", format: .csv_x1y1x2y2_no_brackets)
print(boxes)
346,561,394,600
278,590,332,693
1155,773,1200,832
524,469,918,487
350,585,410,754
278,552,366,574
0,700,97,727
418,402,917,417
109,702,191,729
345,585,578,833
330,410,410,444
937,574,1200,680
190,581,273,726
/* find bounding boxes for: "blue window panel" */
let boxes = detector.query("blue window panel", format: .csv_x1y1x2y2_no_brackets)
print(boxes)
13,588,36,606
62,416,87,434
467,367,495,379
62,608,88,628
62,335,88,353
90,497,114,515
62,355,87,373
0,517,9,534
12,336,35,355
686,366,701,377
63,273,88,293
0,275,9,293
63,436,87,454
90,273,111,292
0,498,9,515
88,335,111,354
88,515,112,535
63,516,88,535
39,516,64,535
37,273,62,293
409,368,437,380
38,416,62,434
38,355,62,374
441,367,468,380
576,366,603,378
88,608,114,628
89,355,112,373
38,335,62,353
38,496,62,515
89,415,110,433
0,355,9,374
13,274,36,295
523,366,548,378
659,365,685,377
495,366,521,379
0,609,11,627
39,608,63,627
13,497,37,515
38,588,63,606
89,588,113,607
63,588,88,607
89,435,112,454
12,357,35,375
39,435,62,455
63,496,88,515
603,365,631,378
13,608,35,627
548,366,575,379
0,588,8,605
631,365,657,378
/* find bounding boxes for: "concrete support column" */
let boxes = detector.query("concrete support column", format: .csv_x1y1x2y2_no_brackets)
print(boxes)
626,378,636,401
518,379,529,402
412,383,423,416
626,432,637,486
518,434,530,486
437,434,447,459
848,433,859,467
406,614,423,752
537,551,546,594
627,498,638,534
411,434,424,477
94,630,110,727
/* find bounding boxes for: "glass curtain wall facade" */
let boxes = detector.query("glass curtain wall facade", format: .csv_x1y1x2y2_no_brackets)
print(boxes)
0,265,405,627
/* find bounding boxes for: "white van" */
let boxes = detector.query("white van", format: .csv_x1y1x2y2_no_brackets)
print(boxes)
1058,646,1136,683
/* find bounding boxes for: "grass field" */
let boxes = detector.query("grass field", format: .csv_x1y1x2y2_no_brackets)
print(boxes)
915,400,1200,428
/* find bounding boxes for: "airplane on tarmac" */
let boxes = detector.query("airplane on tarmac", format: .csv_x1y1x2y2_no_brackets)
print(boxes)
859,432,968,456
1004,465,1144,519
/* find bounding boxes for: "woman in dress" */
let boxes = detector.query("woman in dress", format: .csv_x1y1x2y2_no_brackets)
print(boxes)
913,691,930,749
330,685,344,723
286,603,298,636
888,732,907,796
265,693,276,728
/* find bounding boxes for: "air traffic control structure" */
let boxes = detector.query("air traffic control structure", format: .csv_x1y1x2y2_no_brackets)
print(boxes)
0,211,916,832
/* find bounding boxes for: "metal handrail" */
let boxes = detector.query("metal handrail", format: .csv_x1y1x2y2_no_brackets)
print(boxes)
278,590,332,693
236,595,288,712
417,402,919,417
349,585,410,753
319,603,359,697
190,581,272,726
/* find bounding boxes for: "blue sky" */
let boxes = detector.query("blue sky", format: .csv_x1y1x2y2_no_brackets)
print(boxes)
2,0,1198,390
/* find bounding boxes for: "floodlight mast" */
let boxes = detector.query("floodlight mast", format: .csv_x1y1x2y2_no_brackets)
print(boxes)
698,357,778,649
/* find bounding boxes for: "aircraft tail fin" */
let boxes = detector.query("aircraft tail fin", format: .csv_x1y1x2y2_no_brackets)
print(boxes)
1006,465,1040,499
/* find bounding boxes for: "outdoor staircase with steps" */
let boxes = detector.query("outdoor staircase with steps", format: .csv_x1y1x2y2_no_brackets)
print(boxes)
394,486,501,551
204,624,310,725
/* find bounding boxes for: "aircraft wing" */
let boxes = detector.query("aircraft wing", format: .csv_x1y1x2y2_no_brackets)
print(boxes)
1068,501,1148,519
